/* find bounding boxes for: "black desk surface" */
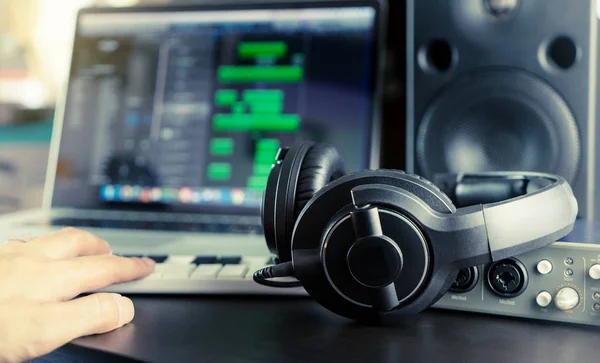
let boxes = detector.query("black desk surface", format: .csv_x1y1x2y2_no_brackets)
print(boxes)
72,295,600,363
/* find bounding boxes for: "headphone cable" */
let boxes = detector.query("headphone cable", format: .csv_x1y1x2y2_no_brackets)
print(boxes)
253,261,303,288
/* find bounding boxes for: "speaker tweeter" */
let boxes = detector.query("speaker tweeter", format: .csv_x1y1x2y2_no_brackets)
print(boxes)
418,39,456,74
545,35,579,70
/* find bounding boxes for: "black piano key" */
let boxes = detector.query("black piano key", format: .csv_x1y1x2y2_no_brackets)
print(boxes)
148,255,168,263
218,256,242,265
193,256,219,265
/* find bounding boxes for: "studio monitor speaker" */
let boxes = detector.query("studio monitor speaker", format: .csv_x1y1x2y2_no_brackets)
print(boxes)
406,0,599,219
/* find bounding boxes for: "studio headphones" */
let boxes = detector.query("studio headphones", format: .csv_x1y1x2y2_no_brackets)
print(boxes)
254,142,578,322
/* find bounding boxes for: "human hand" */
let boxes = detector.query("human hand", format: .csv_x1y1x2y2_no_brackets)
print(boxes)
0,228,155,363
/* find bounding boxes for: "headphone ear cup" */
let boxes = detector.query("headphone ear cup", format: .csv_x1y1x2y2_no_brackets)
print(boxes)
294,143,346,217
263,142,347,263
288,169,459,321
261,156,283,258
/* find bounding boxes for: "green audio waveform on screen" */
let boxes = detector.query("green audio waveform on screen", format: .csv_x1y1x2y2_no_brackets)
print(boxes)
248,138,280,190
210,138,235,156
218,66,303,83
208,163,232,181
243,90,284,103
213,114,300,132
215,90,238,106
208,40,305,190
238,41,288,59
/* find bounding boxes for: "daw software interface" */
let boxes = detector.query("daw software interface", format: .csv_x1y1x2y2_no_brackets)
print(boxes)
51,4,380,215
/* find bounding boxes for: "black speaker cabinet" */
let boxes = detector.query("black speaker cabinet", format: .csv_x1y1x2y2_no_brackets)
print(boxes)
406,0,599,219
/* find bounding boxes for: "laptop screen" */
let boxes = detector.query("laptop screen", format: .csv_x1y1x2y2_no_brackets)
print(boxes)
49,1,383,216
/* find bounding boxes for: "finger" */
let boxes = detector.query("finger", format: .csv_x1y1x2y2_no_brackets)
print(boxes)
57,255,155,298
48,293,135,344
26,227,111,259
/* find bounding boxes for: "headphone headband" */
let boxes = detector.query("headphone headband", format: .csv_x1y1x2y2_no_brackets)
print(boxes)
433,172,578,261
434,172,558,207
477,173,576,260
348,170,576,266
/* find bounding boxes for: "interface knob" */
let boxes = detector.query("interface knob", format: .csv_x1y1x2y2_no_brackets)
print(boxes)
555,287,579,311
535,291,552,308
536,260,553,275
589,264,600,280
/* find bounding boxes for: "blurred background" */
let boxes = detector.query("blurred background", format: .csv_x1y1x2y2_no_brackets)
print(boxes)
2,0,594,222
0,0,175,213
0,0,406,216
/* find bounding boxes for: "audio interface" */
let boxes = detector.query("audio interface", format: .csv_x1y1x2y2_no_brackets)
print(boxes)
433,219,600,326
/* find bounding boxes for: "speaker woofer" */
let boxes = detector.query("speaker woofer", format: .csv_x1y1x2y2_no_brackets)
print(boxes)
416,68,581,183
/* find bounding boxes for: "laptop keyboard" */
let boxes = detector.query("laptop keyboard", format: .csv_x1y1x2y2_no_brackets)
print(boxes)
96,254,309,296
119,254,272,280
97,253,309,295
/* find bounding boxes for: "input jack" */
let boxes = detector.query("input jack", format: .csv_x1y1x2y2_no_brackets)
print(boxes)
486,258,529,298
450,266,479,293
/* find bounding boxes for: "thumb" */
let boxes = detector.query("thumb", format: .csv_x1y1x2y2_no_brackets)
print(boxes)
15,294,135,361
57,293,135,341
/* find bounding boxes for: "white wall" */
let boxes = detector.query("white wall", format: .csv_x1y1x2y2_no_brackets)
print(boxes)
31,0,95,103
2,0,147,105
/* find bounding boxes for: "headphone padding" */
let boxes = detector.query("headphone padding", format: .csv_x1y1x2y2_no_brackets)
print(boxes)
295,143,346,218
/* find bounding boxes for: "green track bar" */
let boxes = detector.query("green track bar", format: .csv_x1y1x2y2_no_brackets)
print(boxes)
253,164,273,176
255,151,278,165
207,163,232,181
218,66,303,83
213,114,300,132
210,138,234,156
238,41,287,59
232,102,246,114
243,90,284,103
248,176,270,190
256,139,281,152
251,102,283,114
215,90,238,106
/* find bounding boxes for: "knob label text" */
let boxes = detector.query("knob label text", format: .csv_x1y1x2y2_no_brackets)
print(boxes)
499,299,516,306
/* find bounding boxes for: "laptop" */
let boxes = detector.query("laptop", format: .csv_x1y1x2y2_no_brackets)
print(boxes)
0,0,386,294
